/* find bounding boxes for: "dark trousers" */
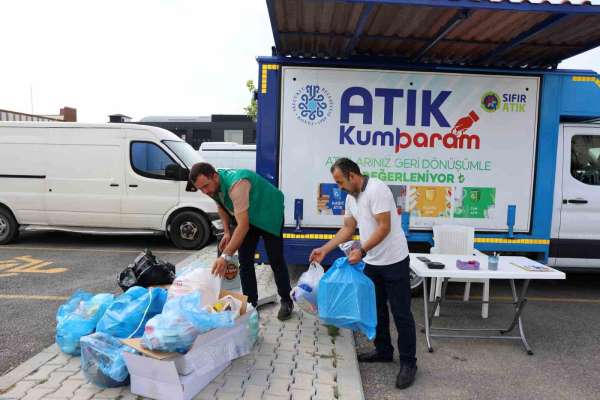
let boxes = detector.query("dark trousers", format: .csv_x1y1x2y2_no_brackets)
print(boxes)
238,224,292,307
364,256,417,367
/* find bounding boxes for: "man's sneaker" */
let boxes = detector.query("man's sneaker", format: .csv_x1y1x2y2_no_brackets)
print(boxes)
396,364,417,389
277,300,294,321
357,350,393,363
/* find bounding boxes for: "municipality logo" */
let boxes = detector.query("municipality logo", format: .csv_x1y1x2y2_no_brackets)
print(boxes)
481,91,500,113
292,84,333,125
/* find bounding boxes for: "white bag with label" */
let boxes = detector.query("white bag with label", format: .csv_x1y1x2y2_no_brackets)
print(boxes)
168,261,221,308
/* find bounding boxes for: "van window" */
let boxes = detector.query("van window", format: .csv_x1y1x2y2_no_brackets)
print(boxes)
131,142,176,179
571,135,600,186
163,140,202,168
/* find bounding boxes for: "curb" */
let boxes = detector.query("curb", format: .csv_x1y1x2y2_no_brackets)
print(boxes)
336,330,366,400
0,344,59,393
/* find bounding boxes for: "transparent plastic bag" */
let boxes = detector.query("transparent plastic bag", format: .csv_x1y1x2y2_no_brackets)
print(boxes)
338,240,361,256
80,332,137,388
96,286,167,339
142,291,235,353
290,262,324,315
169,260,221,308
55,292,114,355
317,257,377,340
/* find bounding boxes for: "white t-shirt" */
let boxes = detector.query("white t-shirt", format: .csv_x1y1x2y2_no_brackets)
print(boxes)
345,177,409,266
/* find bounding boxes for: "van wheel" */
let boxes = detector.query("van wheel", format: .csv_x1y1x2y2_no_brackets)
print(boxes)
0,208,19,245
169,211,210,250
410,268,424,297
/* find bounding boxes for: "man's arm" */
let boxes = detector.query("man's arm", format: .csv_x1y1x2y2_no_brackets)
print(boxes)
309,216,357,263
217,205,232,235
222,209,249,256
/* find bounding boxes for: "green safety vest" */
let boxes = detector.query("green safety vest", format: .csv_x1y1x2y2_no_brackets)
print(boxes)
216,169,284,237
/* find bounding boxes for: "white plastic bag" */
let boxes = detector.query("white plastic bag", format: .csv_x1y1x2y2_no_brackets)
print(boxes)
168,261,221,308
290,262,324,315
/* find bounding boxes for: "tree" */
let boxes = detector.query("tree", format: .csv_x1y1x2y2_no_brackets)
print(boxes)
244,80,257,121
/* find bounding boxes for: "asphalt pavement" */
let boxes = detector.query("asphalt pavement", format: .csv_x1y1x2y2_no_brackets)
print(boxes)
355,274,600,400
0,231,197,375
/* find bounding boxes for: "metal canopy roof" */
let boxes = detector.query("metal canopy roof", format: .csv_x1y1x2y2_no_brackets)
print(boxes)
266,0,600,69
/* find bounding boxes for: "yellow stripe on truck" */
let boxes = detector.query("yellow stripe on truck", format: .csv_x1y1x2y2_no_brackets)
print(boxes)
282,233,548,245
261,64,280,93
572,76,600,89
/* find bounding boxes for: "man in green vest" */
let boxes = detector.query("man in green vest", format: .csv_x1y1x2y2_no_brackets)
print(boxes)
189,162,294,320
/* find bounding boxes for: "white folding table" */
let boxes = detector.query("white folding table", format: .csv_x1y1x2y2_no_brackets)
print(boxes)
410,253,566,355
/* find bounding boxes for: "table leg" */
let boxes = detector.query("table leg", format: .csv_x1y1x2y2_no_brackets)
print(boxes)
503,279,533,355
422,277,433,353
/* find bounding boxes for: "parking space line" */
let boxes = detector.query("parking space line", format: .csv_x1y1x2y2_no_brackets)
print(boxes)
0,246,196,254
0,294,69,301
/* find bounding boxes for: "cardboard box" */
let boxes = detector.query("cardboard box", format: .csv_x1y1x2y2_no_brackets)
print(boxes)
123,353,229,400
122,290,257,400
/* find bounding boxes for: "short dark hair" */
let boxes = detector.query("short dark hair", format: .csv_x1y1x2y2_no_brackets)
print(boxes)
330,157,361,179
189,162,217,183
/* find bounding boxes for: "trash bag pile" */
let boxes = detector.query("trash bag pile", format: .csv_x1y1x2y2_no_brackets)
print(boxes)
54,250,260,389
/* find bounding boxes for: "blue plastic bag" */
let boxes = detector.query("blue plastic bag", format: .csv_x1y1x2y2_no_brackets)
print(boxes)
179,292,235,332
55,292,114,355
317,257,377,340
96,286,167,339
80,332,137,388
56,290,93,322
142,291,235,353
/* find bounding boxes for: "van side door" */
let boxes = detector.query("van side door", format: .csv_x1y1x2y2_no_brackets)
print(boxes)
122,138,180,229
45,128,124,228
555,125,600,264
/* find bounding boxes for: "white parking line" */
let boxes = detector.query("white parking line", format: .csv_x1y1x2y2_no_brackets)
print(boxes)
0,294,69,301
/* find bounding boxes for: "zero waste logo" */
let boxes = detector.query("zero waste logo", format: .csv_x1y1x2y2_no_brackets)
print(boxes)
292,84,333,125
480,91,500,113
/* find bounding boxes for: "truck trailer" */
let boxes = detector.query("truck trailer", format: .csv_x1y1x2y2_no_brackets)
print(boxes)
254,0,600,280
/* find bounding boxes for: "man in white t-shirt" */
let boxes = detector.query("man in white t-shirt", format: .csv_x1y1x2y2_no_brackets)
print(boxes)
309,157,417,390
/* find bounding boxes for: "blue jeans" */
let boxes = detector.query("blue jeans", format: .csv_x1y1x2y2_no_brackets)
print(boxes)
364,256,417,367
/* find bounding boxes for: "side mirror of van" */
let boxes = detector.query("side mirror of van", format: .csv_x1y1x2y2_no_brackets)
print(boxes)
165,164,189,181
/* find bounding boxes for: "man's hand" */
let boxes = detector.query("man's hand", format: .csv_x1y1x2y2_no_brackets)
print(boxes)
219,232,231,252
211,257,227,278
348,248,363,264
309,247,327,264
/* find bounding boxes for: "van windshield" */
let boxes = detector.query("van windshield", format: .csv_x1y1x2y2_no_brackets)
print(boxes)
163,140,202,169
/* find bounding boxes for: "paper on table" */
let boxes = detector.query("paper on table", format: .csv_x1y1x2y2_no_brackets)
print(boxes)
510,261,552,272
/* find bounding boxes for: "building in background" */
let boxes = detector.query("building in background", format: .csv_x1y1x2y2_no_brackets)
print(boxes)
134,114,256,149
0,106,77,122
108,114,132,123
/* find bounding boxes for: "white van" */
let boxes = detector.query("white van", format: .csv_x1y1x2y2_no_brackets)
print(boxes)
0,122,217,249
198,142,256,171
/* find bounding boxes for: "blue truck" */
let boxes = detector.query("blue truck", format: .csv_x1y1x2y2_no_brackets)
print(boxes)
254,0,600,285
